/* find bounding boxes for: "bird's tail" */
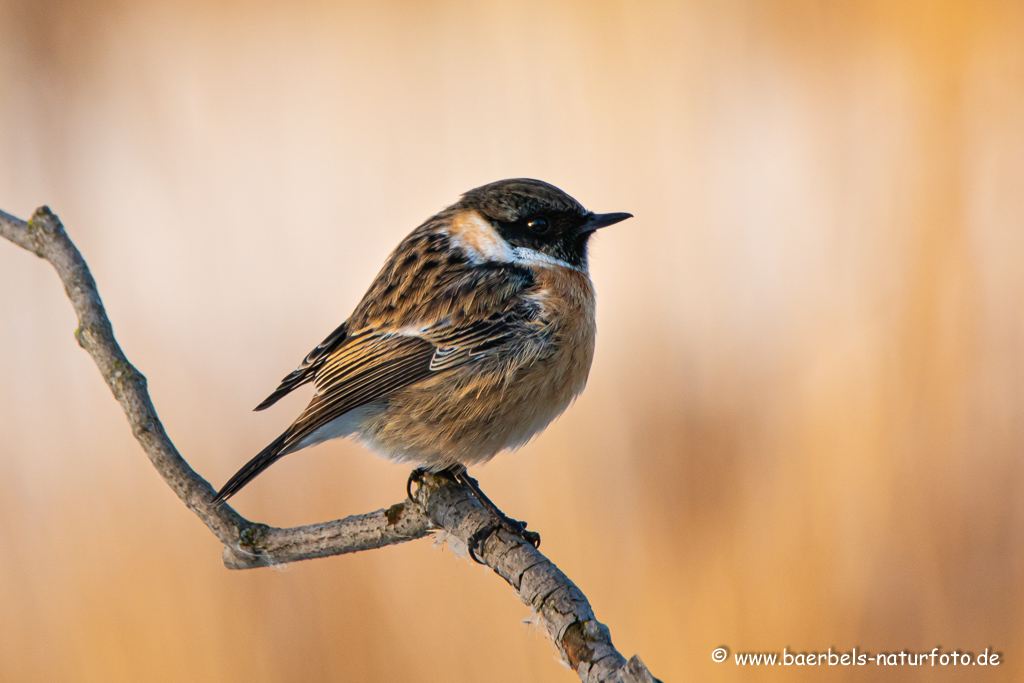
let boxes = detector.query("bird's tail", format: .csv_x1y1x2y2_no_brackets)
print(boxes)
213,432,290,505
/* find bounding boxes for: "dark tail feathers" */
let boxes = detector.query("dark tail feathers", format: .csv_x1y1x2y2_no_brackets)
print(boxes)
213,432,290,505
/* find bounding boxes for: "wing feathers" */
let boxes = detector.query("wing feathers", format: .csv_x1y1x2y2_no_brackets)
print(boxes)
280,336,436,453
254,321,349,411
220,253,542,501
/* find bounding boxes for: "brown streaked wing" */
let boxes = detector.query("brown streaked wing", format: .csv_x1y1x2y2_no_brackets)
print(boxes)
278,309,531,452
423,316,518,371
279,334,437,452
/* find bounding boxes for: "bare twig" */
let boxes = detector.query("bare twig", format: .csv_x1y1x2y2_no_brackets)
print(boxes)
1,205,660,683
0,206,432,559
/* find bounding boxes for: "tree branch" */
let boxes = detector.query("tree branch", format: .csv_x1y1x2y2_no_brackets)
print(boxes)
1,205,660,683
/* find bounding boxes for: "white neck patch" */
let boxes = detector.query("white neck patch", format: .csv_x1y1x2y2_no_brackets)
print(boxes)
510,247,581,271
446,210,584,272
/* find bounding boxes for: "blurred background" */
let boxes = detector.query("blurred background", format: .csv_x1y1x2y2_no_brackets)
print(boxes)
1,1,1022,681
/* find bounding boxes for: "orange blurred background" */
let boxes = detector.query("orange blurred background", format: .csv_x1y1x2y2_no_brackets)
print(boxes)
1,1,1022,681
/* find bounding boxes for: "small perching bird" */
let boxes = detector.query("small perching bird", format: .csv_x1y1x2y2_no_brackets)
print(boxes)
214,178,631,553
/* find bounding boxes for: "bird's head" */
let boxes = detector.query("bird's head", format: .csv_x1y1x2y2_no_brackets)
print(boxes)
456,178,632,270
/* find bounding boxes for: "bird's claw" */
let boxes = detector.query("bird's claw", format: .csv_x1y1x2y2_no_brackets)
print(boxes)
466,514,541,564
409,465,541,564
406,467,426,501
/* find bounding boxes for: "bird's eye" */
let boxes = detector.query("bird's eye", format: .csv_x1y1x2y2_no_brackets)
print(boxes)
526,217,550,234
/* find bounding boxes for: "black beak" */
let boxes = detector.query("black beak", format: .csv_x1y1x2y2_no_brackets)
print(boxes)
581,211,633,233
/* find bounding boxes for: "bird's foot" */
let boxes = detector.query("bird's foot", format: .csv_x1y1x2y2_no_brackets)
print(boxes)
466,513,540,564
445,465,540,563
408,465,541,563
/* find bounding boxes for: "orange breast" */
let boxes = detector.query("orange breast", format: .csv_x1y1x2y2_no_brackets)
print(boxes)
525,266,597,400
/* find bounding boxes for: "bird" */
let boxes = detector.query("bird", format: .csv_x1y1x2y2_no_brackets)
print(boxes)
214,178,631,555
